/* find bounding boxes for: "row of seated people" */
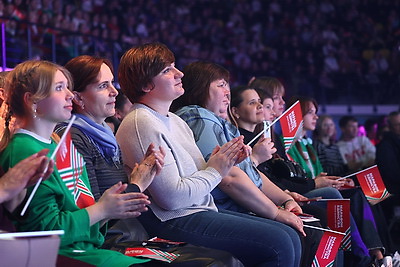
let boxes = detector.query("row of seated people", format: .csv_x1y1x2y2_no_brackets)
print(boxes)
108,61,397,265
0,42,396,266
0,45,303,266
108,73,400,256
101,61,399,266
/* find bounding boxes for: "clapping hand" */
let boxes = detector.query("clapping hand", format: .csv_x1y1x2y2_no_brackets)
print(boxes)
129,143,166,192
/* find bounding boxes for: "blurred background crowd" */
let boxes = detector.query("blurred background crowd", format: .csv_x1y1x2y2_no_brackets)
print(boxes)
1,0,400,105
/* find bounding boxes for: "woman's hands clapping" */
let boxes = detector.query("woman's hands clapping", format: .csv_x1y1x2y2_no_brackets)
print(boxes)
207,136,245,178
129,143,166,192
87,181,151,225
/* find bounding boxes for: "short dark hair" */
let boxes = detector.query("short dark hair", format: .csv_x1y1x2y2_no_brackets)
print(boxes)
118,43,175,104
230,85,253,109
387,111,400,128
339,115,357,128
173,61,229,111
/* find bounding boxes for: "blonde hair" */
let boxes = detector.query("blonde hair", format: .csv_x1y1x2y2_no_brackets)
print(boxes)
0,60,72,151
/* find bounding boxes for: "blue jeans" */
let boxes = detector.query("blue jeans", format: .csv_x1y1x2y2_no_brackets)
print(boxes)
303,186,343,200
138,209,302,266
304,187,372,260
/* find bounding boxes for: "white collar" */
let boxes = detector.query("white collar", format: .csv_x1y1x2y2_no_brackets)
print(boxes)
16,128,52,144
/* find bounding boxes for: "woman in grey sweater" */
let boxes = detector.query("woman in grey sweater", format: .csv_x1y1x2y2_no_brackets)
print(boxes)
115,42,303,267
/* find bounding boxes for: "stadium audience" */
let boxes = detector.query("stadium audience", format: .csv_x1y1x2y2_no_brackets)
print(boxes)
1,0,399,104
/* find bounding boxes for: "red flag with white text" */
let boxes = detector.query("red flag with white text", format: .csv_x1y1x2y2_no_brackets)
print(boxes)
279,101,303,153
327,199,351,251
355,165,390,205
312,231,344,267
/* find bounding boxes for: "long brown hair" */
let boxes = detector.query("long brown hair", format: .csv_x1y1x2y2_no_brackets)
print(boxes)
287,95,319,163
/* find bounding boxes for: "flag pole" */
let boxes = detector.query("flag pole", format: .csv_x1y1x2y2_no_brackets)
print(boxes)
336,165,377,181
316,198,350,201
304,224,346,235
21,115,76,216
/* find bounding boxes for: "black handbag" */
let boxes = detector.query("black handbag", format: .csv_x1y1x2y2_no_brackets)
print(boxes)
270,157,308,183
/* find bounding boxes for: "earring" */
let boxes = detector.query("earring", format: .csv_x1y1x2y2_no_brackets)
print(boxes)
81,103,85,110
32,106,37,118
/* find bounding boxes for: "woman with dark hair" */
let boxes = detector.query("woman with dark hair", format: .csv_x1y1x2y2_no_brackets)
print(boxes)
59,55,164,200
229,85,328,224
286,95,391,265
58,55,244,266
116,43,302,266
174,61,324,266
175,62,302,222
248,77,346,193
248,77,391,265
248,77,286,125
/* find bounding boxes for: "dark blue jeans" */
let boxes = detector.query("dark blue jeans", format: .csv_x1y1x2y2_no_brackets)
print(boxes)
138,208,301,266
305,186,387,264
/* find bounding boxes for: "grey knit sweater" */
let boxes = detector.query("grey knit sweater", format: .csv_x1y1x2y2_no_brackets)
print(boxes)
116,104,221,222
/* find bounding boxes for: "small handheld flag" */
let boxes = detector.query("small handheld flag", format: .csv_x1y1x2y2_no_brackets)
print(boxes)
355,165,390,205
279,101,303,153
327,199,351,251
311,230,344,267
125,247,179,263
247,101,302,147
20,115,76,216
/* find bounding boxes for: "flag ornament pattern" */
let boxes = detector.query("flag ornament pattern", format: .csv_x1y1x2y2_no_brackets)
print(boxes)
125,247,179,263
355,165,390,205
327,200,351,251
312,231,344,267
56,132,95,209
280,101,303,153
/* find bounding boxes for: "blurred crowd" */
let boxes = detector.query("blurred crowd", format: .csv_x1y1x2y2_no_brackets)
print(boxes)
1,0,400,104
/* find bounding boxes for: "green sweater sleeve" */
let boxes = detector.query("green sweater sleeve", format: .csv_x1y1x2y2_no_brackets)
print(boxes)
21,169,103,248
0,134,104,249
